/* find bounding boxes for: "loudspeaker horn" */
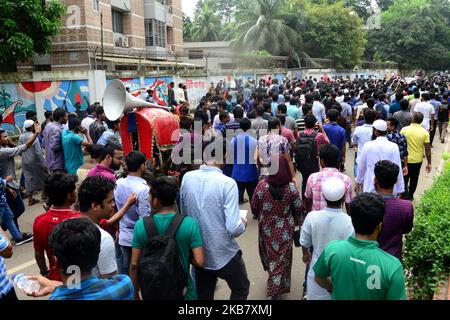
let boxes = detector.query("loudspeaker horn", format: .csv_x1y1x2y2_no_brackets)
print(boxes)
103,79,170,121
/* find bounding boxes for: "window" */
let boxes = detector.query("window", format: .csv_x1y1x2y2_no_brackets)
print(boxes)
93,0,99,11
144,19,166,48
188,50,203,59
112,9,124,34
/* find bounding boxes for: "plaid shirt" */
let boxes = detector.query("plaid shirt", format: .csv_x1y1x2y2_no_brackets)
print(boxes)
387,131,408,166
0,233,13,296
49,275,133,300
305,168,354,211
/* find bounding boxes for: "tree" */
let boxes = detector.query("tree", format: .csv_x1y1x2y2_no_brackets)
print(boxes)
0,0,66,65
190,2,222,42
183,14,193,41
302,0,367,69
367,0,450,70
230,0,303,63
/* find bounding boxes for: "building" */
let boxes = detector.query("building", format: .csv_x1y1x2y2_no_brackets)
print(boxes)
18,0,191,72
182,41,289,74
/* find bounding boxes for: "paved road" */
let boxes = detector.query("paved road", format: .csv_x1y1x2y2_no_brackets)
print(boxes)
5,133,449,300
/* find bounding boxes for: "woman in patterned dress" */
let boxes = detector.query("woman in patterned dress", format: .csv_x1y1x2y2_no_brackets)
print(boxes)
251,153,302,299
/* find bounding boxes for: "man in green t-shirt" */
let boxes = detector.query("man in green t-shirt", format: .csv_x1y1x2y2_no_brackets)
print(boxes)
313,193,406,300
129,176,204,300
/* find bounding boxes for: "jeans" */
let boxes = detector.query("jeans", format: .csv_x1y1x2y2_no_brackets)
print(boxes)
354,152,358,179
0,203,22,240
430,123,437,145
237,181,258,203
404,162,422,200
194,250,250,300
300,171,314,197
0,288,18,300
118,245,132,275
439,121,448,141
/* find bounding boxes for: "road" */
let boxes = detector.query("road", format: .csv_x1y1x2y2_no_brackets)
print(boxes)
5,133,448,300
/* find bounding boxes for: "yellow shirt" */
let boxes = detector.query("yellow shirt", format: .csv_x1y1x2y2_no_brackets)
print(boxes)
400,123,430,163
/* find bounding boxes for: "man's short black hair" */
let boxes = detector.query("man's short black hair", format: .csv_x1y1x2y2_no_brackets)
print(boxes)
217,101,227,110
96,106,105,116
414,91,420,98
367,98,375,109
86,104,97,115
386,117,399,130
350,193,385,235
327,109,339,122
302,103,313,115
150,176,178,206
256,106,265,116
413,112,424,124
233,106,244,119
68,117,81,131
276,114,286,126
193,109,208,125
25,111,37,120
268,117,281,130
44,110,53,119
277,104,287,114
239,117,251,131
421,92,430,101
50,218,100,276
44,173,77,206
86,144,104,160
99,143,121,161
305,94,314,104
105,119,120,130
319,144,339,168
78,176,115,212
125,151,146,172
364,109,377,124
53,107,67,122
304,114,317,129
400,99,409,111
219,111,229,122
374,160,399,189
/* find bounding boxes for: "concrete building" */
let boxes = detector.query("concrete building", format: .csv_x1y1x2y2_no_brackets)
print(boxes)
18,0,186,72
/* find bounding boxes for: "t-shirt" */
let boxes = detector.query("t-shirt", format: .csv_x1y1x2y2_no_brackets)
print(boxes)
61,129,84,174
401,124,430,164
132,213,203,300
313,236,406,300
92,225,118,277
414,102,435,131
33,209,80,281
323,123,346,160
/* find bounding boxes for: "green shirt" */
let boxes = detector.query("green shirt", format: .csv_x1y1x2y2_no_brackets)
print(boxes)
313,236,406,300
132,213,203,300
61,129,84,174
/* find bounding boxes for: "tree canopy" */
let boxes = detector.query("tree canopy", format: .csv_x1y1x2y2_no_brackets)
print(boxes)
0,0,66,65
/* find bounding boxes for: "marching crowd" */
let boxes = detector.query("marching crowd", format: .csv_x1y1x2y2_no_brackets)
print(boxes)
0,73,449,300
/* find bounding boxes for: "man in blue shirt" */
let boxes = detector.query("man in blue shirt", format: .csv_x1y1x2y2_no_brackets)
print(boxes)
324,109,346,171
22,218,133,300
180,143,249,300
230,118,259,206
61,117,92,174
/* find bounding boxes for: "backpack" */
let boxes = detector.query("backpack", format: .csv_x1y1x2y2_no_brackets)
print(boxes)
138,214,187,300
294,131,319,174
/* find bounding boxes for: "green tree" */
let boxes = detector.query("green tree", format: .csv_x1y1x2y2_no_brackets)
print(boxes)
230,0,303,63
183,14,193,41
367,0,450,70
0,0,65,65
190,2,222,41
302,0,367,69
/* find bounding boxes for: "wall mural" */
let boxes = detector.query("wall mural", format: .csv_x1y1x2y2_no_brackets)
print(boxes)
0,80,89,136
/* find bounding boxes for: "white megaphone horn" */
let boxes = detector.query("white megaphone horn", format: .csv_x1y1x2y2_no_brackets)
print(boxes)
103,79,170,121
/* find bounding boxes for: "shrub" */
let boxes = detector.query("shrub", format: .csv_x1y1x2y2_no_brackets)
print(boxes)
403,167,450,299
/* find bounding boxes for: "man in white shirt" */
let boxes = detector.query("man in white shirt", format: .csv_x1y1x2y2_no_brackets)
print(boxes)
312,94,326,126
81,105,97,133
352,109,376,177
175,83,186,104
300,177,354,300
413,92,435,132
355,120,404,195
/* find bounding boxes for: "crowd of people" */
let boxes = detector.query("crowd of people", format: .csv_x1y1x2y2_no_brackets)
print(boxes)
0,72,449,300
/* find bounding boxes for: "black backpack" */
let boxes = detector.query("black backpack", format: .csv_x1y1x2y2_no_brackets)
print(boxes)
294,131,319,174
138,214,187,300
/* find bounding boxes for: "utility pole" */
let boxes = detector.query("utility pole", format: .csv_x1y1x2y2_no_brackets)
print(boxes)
101,12,104,70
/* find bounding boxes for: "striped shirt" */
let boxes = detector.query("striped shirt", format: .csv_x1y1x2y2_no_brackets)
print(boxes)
49,275,133,300
0,233,13,296
296,117,306,131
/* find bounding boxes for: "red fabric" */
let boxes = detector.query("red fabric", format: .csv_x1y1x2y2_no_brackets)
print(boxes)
22,81,52,93
120,114,132,157
33,209,80,281
137,109,153,159
267,154,292,187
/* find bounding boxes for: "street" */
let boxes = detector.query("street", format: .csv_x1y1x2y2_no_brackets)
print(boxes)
5,134,448,300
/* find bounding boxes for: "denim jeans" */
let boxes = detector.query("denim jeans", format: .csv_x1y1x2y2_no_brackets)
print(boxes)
0,203,22,240
118,245,132,275
194,250,250,300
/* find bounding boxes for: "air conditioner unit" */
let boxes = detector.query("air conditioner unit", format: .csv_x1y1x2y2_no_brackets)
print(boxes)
115,36,129,48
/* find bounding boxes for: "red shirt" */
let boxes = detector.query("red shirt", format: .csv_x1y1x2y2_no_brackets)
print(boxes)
33,208,80,281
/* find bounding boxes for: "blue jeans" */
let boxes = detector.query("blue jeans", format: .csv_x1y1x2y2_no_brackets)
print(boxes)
118,245,132,275
0,203,22,240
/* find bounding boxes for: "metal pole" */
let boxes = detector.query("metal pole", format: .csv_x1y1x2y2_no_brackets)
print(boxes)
101,12,104,70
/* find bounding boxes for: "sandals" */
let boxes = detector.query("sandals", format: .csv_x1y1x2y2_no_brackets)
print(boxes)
28,198,40,206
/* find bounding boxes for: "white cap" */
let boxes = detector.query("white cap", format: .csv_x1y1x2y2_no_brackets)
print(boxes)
23,120,34,129
322,177,345,202
373,119,387,132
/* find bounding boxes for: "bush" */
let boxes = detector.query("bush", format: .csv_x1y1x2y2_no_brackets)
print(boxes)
403,167,450,299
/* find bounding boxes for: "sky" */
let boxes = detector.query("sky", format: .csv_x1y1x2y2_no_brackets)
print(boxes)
182,0,199,18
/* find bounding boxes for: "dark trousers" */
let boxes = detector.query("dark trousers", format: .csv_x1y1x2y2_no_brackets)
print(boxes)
195,250,250,300
300,171,312,197
237,181,258,203
118,245,132,275
1,288,18,300
404,162,422,200
430,124,437,145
